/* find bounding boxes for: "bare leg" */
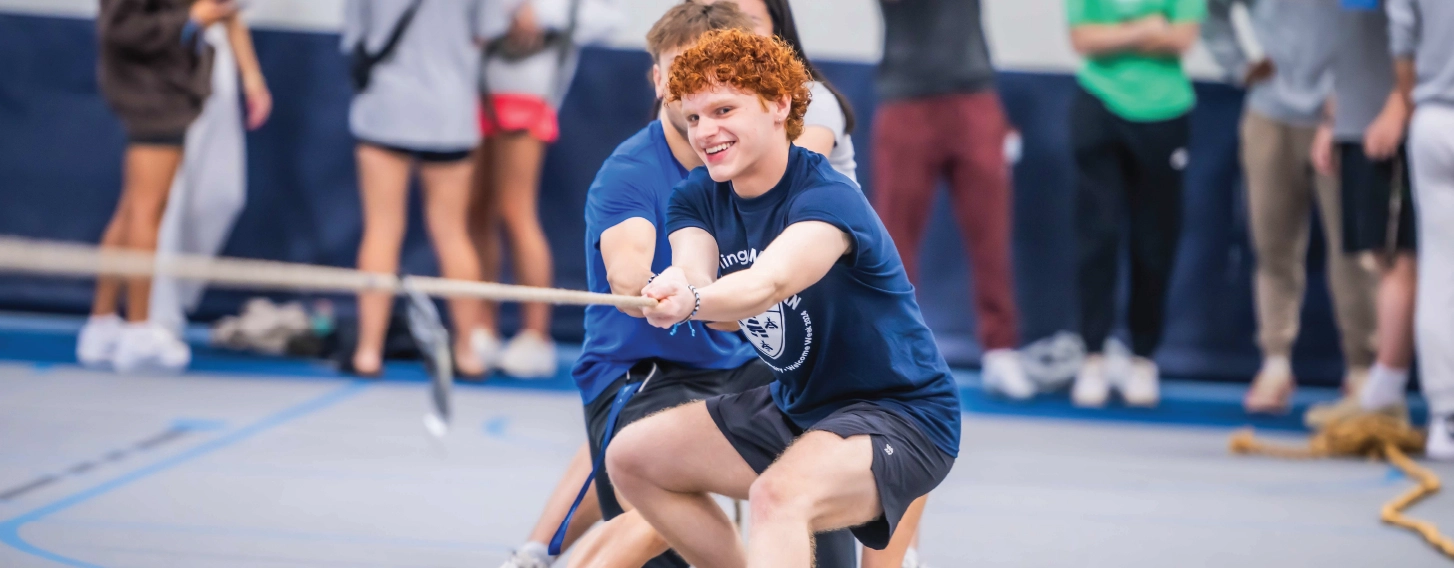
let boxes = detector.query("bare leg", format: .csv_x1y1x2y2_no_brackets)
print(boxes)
468,138,502,333
492,133,553,334
352,144,412,375
1375,253,1417,370
608,402,756,568
861,496,927,568
116,144,184,323
747,432,881,568
567,510,671,568
525,443,602,549
92,190,132,317
419,158,487,376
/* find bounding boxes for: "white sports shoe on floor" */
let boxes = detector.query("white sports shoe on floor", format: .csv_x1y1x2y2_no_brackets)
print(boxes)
76,314,123,369
982,348,1035,400
499,331,558,379
1120,356,1160,407
498,542,553,568
902,546,929,568
470,329,502,375
1072,355,1109,408
112,323,191,375
1427,414,1454,462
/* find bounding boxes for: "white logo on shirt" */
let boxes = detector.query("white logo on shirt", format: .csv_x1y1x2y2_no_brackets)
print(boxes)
741,302,785,359
1170,148,1189,171
728,246,813,372
884,444,895,456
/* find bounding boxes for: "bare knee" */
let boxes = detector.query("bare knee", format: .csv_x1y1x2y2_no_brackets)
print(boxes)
749,473,811,525
604,424,657,494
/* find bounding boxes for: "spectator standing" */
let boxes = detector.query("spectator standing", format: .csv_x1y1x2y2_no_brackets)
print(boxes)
1203,0,1378,415
1301,0,1416,429
872,0,1031,401
78,0,271,374
469,0,621,378
343,0,494,378
1065,0,1204,408
1387,0,1454,460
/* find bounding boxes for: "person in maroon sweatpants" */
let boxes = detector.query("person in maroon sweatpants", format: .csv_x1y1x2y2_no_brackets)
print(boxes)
872,0,1028,400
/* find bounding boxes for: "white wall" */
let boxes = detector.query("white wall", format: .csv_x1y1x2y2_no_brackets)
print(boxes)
0,0,1230,79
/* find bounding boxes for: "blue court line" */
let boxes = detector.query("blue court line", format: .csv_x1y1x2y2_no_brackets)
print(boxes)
0,312,1430,432
0,381,370,568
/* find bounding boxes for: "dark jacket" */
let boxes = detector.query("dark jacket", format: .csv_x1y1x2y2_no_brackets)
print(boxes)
97,0,213,138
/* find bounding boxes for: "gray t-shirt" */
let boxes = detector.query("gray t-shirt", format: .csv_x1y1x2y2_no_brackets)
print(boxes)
1331,7,1395,141
342,0,499,151
1203,0,1338,127
1389,0,1454,109
802,81,858,185
875,0,995,101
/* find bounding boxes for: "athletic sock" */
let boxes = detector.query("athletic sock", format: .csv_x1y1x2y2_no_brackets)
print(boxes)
1359,363,1409,410
1258,355,1292,380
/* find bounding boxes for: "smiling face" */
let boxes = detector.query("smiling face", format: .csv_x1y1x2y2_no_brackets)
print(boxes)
680,84,791,182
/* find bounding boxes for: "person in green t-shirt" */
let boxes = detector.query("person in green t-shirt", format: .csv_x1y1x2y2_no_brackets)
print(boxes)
1063,0,1204,410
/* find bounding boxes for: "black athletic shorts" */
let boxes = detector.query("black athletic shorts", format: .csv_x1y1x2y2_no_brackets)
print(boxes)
706,385,955,550
359,139,473,163
1340,142,1416,252
128,130,187,147
584,359,858,568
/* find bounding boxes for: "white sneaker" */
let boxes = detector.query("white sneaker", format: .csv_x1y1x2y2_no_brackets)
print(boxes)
499,542,553,568
113,323,191,374
76,314,123,369
1120,356,1160,407
1428,414,1454,462
1072,355,1109,408
982,349,1035,400
470,329,502,375
902,546,929,568
499,331,557,379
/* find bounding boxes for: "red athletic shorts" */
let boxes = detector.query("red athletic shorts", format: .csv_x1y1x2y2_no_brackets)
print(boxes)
479,94,559,143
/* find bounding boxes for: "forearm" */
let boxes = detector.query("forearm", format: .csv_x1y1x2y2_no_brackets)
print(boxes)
1393,57,1416,109
226,15,265,89
1070,24,1149,56
607,265,654,299
1137,24,1199,56
689,267,789,323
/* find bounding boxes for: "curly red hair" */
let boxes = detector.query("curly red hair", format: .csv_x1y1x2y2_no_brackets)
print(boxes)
666,28,812,141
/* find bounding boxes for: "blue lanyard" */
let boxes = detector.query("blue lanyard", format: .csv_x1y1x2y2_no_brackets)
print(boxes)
548,366,655,555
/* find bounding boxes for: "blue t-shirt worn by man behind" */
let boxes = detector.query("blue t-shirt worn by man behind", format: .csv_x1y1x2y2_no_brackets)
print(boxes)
573,121,759,405
666,145,962,457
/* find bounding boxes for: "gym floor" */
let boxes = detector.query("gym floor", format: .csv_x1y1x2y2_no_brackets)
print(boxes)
1,314,1451,567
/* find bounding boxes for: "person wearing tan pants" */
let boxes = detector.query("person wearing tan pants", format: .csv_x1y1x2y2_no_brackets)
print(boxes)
1239,111,1378,412
1204,0,1377,414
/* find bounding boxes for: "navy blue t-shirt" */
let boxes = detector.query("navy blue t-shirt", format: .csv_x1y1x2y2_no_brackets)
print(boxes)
573,121,759,404
666,145,962,457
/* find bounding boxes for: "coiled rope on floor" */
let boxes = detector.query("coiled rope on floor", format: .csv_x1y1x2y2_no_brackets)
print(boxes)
1229,414,1454,559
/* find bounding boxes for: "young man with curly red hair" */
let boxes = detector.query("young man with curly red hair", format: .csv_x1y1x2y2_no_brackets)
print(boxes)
607,28,961,568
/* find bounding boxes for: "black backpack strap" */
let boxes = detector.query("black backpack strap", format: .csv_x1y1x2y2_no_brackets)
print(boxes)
351,0,426,92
